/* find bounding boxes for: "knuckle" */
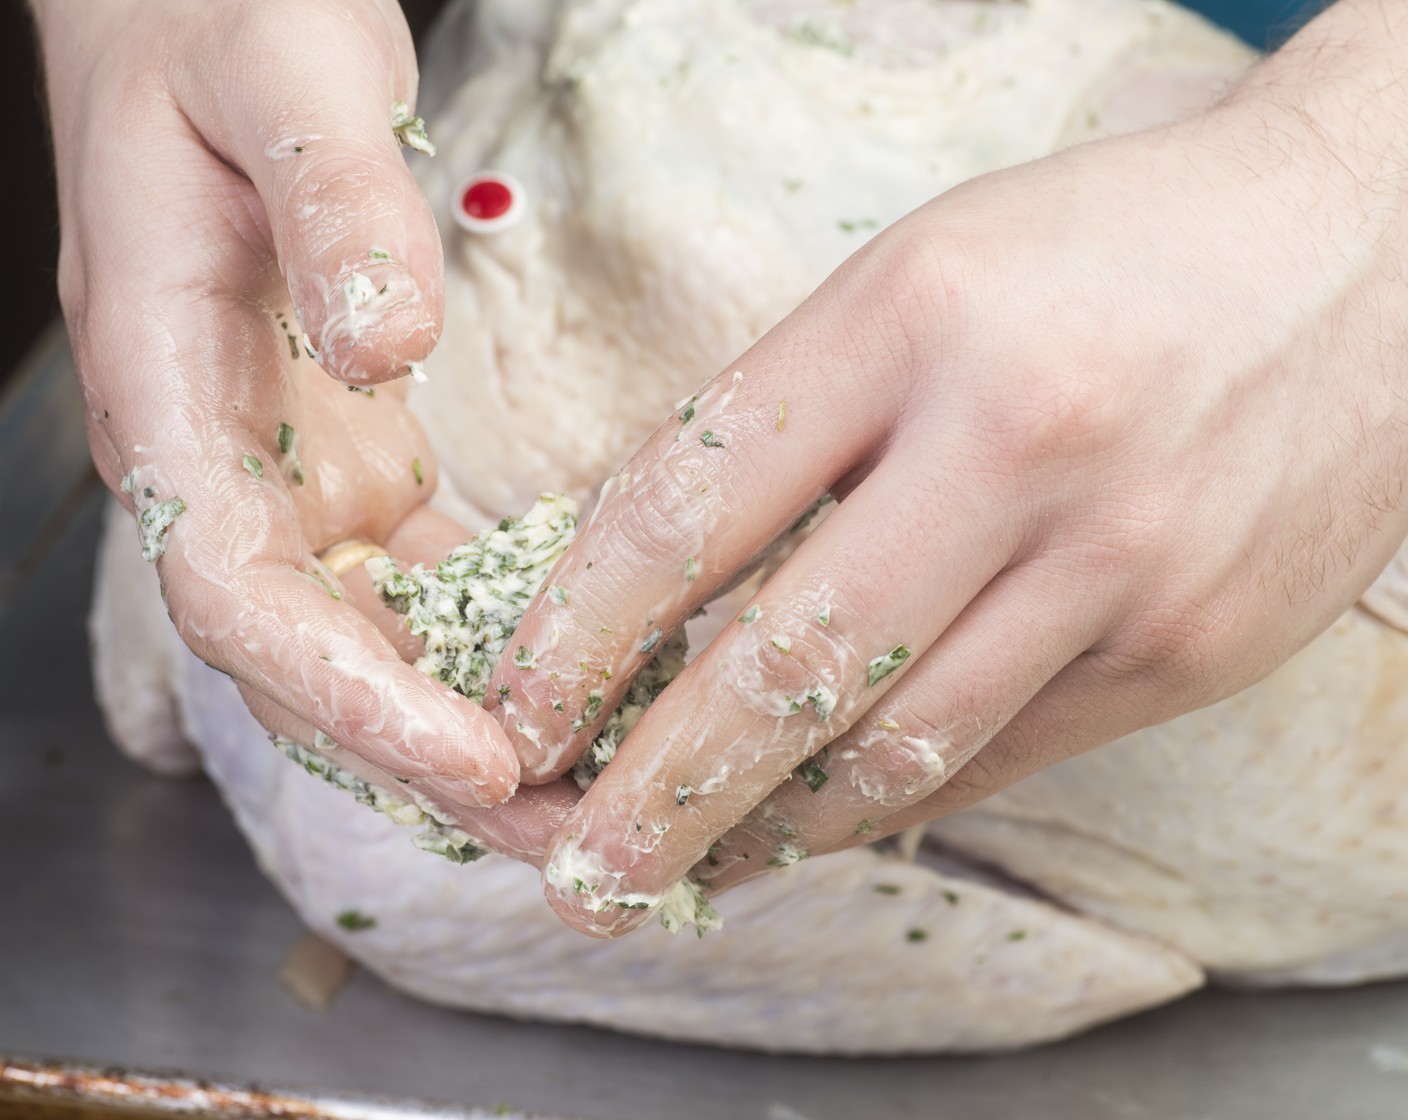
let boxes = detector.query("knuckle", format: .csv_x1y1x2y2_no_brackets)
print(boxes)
1091,596,1224,697
923,748,1007,811
982,363,1123,468
719,618,842,725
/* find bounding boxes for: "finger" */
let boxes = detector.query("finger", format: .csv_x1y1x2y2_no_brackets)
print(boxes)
695,561,1111,892
241,685,571,865
491,242,928,780
174,1,442,386
537,450,1021,935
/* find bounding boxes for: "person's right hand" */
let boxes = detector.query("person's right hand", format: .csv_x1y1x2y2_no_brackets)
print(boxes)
33,0,518,807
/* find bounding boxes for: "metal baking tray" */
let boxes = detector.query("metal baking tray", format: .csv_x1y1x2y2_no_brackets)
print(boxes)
3,328,1407,1119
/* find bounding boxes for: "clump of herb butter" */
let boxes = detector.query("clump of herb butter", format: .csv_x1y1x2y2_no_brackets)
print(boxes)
391,100,436,156
275,494,712,934
272,734,488,864
139,497,186,562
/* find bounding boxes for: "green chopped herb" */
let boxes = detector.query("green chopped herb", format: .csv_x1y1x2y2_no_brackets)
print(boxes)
640,628,663,654
369,248,391,260
242,454,263,480
1008,929,1028,942
301,570,342,600
680,398,697,424
700,430,725,448
390,99,436,156
906,928,929,943
293,145,304,153
277,422,295,455
497,683,511,701
138,498,187,562
286,332,300,360
943,890,960,906
548,585,569,606
412,457,424,485
739,605,761,624
572,877,593,894
855,819,874,835
839,218,879,233
685,557,698,583
797,759,829,792
777,400,787,431
675,784,692,805
873,883,901,896
817,604,831,627
866,644,911,686
552,700,564,712
336,909,377,932
770,634,792,654
585,691,604,718
513,646,536,670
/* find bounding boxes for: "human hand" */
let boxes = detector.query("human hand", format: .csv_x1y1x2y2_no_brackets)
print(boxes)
35,0,517,805
487,0,1408,934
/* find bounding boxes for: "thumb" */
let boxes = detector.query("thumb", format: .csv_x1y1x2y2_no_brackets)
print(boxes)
176,1,444,386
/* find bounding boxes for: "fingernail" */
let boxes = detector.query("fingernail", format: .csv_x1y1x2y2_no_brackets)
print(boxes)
315,263,435,382
542,834,656,937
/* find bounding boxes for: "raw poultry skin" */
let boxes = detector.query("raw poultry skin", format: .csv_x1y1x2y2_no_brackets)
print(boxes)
91,0,1408,1053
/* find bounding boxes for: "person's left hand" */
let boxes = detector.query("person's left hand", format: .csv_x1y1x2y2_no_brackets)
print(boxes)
479,1,1408,937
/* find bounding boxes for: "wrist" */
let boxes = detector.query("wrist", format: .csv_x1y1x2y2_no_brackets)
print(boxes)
1221,0,1408,249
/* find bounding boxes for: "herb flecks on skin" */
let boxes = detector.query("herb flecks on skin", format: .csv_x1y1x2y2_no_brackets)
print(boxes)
907,928,929,943
839,218,879,233
138,498,187,562
679,397,697,424
777,400,787,431
277,422,306,485
391,100,436,156
272,735,489,864
943,890,960,905
866,644,911,686
675,784,692,806
767,841,809,869
855,819,874,835
640,628,663,654
336,909,377,932
1008,929,1028,942
548,585,569,606
817,604,831,627
873,883,901,896
700,430,725,448
513,646,537,670
797,759,829,792
301,570,343,601
412,457,424,485
369,248,391,260
685,557,698,583
770,634,792,654
739,605,761,624
242,454,264,480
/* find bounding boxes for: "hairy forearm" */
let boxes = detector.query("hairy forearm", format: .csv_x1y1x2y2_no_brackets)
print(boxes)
1231,1,1408,190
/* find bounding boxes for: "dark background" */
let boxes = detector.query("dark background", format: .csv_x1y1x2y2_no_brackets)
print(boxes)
0,0,1320,389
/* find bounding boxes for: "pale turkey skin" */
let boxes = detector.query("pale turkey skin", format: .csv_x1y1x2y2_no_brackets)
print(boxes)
90,0,1408,1054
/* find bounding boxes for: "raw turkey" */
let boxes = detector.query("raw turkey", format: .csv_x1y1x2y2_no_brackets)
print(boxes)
90,0,1400,1054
